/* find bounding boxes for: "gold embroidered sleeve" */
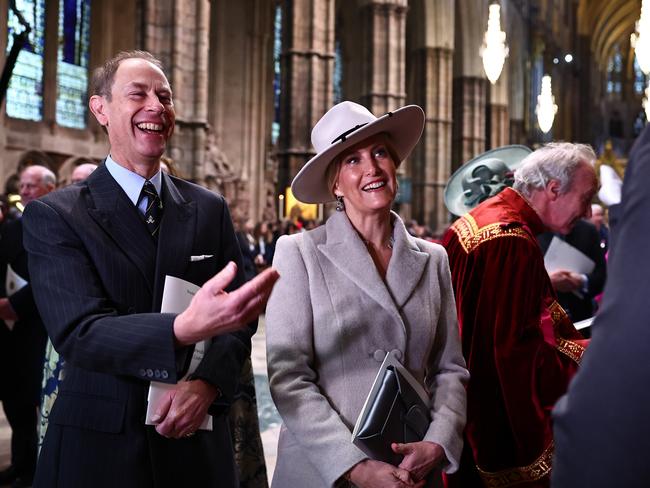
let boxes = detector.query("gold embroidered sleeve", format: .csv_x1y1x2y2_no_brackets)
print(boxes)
450,214,534,254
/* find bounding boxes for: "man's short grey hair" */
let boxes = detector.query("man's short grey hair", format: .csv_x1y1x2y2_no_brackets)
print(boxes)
22,165,57,187
513,142,596,198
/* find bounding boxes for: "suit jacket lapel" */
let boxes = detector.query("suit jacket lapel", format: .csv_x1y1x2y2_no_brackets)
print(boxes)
151,173,196,311
318,212,397,316
385,215,429,308
86,164,156,293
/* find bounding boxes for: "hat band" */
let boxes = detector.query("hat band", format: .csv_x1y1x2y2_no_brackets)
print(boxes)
331,123,368,145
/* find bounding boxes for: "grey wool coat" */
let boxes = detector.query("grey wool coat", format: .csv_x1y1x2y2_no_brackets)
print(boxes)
266,211,468,487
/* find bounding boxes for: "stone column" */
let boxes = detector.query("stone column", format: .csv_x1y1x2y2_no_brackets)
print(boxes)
143,0,210,180
358,0,408,114
276,0,335,191
489,70,509,148
409,46,453,231
452,76,487,169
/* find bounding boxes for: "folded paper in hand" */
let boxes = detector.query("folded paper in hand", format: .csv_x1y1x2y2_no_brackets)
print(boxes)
145,275,213,430
351,350,431,465
4,264,27,331
544,236,595,275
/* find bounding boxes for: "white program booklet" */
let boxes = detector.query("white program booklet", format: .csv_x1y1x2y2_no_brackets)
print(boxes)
544,236,596,275
4,264,28,331
574,316,594,331
351,350,429,441
145,275,213,430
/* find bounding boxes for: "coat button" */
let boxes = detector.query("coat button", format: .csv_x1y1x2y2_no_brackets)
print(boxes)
161,370,169,379
391,349,403,361
139,369,147,377
373,349,386,362
146,369,154,378
154,370,161,379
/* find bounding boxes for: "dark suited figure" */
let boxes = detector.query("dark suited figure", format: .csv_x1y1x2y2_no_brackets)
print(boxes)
538,219,607,323
23,51,278,488
0,166,56,488
552,124,650,487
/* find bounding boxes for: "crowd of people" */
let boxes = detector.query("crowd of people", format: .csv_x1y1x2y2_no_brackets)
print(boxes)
0,47,645,488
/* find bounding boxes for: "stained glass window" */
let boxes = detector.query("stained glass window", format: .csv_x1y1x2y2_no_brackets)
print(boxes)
634,57,646,95
6,0,46,121
56,0,91,129
272,5,282,145
333,40,342,104
606,46,622,95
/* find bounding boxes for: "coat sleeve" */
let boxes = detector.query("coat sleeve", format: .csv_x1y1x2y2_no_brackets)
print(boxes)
23,199,183,383
265,236,367,487
422,251,469,473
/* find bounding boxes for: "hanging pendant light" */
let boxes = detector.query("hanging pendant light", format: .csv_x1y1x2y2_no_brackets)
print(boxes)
480,2,509,84
536,75,558,133
632,0,650,75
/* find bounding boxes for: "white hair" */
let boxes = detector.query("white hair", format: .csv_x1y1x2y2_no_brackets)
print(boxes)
513,142,596,198
22,164,57,187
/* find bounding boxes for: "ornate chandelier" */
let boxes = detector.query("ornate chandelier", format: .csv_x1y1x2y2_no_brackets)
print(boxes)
480,2,509,84
536,75,558,133
632,0,650,74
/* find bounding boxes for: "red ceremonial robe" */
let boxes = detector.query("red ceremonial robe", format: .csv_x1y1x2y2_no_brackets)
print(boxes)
442,188,587,488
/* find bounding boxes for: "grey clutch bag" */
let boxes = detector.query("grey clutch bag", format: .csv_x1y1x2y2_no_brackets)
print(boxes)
351,351,431,465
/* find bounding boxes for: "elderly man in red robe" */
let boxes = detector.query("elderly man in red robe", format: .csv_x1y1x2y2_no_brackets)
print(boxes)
442,142,597,487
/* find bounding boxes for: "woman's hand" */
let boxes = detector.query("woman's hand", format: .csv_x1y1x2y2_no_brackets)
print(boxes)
347,459,425,488
392,441,446,481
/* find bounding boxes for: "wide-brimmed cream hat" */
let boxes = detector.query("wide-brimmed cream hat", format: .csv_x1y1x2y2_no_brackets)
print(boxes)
291,101,425,203
444,145,532,217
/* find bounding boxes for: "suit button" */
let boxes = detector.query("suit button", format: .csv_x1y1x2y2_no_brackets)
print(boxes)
139,369,147,377
391,349,403,361
154,370,161,379
146,369,154,378
161,370,169,379
373,349,386,362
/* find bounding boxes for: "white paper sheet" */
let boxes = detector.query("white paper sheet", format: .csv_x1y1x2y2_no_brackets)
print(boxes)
145,275,213,430
544,236,595,275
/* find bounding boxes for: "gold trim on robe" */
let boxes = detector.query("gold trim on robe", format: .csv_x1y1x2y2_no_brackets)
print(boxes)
451,213,533,254
476,442,554,487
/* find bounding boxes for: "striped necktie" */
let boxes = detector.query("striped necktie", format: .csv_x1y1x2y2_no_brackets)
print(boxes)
138,180,163,239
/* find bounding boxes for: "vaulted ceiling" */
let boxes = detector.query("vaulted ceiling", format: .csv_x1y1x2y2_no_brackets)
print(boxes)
578,0,640,69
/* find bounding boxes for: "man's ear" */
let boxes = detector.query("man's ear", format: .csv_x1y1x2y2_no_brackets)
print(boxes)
546,179,561,201
89,95,108,127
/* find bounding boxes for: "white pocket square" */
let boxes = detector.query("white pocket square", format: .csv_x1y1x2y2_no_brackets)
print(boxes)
190,255,214,262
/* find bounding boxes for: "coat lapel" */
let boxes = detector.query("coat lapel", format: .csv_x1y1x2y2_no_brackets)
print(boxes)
86,164,156,293
318,212,398,316
385,215,429,308
151,173,196,311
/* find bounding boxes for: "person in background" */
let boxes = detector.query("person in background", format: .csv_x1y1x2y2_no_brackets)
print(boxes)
442,143,597,487
266,101,468,488
0,165,56,488
589,203,609,251
70,163,98,184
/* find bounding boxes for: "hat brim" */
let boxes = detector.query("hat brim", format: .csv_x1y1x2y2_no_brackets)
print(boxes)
444,145,532,217
291,105,425,204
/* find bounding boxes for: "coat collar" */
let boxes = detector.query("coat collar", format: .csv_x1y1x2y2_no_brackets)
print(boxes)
317,211,429,313
85,163,196,305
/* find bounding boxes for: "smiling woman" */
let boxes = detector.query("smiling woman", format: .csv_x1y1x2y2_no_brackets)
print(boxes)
265,101,469,488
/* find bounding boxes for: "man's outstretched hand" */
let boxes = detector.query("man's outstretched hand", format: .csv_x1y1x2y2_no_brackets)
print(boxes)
173,262,279,345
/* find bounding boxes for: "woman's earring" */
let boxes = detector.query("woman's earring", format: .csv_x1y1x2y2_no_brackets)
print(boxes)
336,195,345,212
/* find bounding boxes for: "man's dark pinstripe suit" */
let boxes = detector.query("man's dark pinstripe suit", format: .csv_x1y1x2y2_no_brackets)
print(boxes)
23,163,252,487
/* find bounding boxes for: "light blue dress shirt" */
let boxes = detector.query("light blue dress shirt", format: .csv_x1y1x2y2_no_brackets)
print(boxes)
105,155,162,215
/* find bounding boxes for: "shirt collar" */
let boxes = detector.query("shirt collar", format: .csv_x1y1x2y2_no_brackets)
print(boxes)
105,155,163,205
